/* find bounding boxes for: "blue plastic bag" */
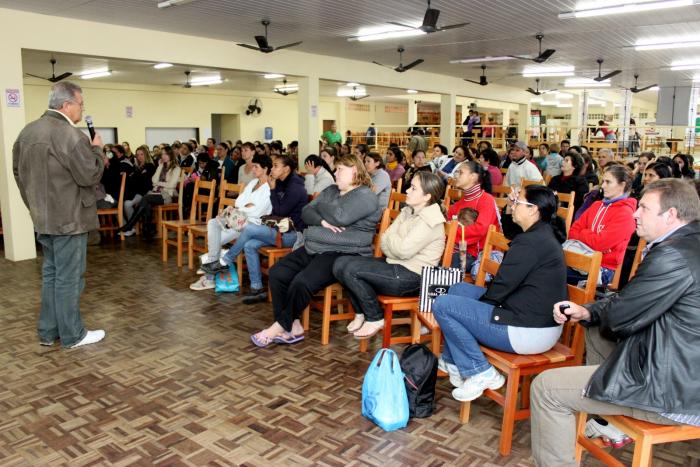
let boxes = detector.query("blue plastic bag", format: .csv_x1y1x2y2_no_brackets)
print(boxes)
214,264,239,293
362,348,409,431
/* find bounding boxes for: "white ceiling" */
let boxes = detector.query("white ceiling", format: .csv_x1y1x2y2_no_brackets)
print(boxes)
5,0,700,94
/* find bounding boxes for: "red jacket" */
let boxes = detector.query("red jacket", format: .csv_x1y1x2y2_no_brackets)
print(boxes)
568,197,637,270
447,191,500,257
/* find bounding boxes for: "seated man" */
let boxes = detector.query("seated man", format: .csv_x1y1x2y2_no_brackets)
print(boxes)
530,178,700,467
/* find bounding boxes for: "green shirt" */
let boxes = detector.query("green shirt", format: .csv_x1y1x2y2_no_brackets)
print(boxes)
322,130,342,145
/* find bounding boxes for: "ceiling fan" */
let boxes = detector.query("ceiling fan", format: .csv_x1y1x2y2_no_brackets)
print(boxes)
510,34,556,63
630,74,657,93
273,79,298,96
589,58,622,82
237,20,302,53
25,58,73,82
349,86,370,101
388,0,469,34
373,47,424,73
526,78,557,96
464,65,488,86
171,70,192,88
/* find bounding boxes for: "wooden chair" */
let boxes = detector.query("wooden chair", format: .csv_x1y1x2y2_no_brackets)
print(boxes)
521,178,545,189
556,191,576,234
575,413,700,467
162,178,216,268
491,185,511,209
442,187,462,210
412,225,602,456
391,176,403,194
187,180,243,270
97,172,126,241
153,171,185,238
389,191,407,210
629,238,647,279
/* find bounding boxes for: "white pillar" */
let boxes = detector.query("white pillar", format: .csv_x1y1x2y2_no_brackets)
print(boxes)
517,103,531,142
408,99,418,128
0,45,37,261
619,89,633,156
297,75,320,158
686,88,699,150
570,92,587,145
440,93,456,150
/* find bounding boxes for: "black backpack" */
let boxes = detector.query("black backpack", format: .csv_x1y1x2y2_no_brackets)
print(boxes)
399,344,438,418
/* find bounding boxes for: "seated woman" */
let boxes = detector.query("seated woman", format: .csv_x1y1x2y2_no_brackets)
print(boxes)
433,185,568,402
385,146,406,183
190,154,273,291
401,149,432,193
303,154,335,196
201,154,308,303
122,145,156,236
119,146,181,237
568,164,636,286
320,146,337,173
251,153,381,347
446,160,499,271
547,151,589,213
334,172,446,338
477,148,503,186
363,152,392,208
436,145,470,181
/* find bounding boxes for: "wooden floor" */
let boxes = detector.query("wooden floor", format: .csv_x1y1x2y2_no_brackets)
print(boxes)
0,237,697,466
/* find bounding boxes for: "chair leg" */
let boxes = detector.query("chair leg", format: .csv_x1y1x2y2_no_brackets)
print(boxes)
321,287,332,345
575,412,588,463
176,228,183,268
498,368,521,457
162,226,168,263
188,231,194,270
631,436,653,467
430,328,441,356
521,375,531,410
301,306,309,331
382,304,393,348
236,254,244,294
410,310,420,344
459,402,471,423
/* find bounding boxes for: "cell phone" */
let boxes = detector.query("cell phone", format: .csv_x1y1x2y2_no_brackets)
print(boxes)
559,304,571,322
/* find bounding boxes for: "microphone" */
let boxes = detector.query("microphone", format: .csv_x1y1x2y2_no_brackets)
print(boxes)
85,115,96,140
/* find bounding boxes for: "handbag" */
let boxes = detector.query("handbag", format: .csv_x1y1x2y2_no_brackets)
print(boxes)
218,207,248,231
214,264,239,293
261,215,295,233
361,349,409,431
418,266,462,312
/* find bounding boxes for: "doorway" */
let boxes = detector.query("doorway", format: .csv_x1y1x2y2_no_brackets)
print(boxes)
212,114,241,144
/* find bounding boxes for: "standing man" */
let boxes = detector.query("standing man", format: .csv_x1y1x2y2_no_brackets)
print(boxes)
13,81,106,349
365,123,377,148
321,122,342,146
530,178,700,466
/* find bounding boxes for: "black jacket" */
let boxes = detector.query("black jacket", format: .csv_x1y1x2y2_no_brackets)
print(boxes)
480,221,568,327
125,162,155,200
583,221,700,415
271,173,308,230
548,174,589,213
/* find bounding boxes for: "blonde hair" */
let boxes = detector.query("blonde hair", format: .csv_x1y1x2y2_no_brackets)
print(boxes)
336,153,373,188
136,145,154,166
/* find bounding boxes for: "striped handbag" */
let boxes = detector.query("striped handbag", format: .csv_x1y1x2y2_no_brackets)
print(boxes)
418,266,462,312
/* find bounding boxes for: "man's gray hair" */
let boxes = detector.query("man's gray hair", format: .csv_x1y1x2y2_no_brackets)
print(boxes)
48,81,82,110
598,148,613,157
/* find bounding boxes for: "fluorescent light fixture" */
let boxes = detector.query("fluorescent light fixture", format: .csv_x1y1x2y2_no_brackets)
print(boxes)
337,87,367,97
348,24,425,42
157,0,198,8
560,0,693,19
540,101,558,106
522,65,575,77
346,82,360,87
406,89,419,94
556,103,573,108
588,99,606,106
80,68,111,79
274,84,299,92
551,91,574,99
530,97,543,104
649,86,660,91
635,34,700,50
190,75,223,86
564,77,611,87
670,64,700,70
449,56,515,64
264,73,285,79
669,58,700,70
153,62,173,69
693,75,700,82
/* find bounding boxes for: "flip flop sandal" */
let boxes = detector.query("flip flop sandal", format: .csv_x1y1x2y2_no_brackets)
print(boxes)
273,333,305,345
347,315,365,333
250,331,275,348
353,322,384,339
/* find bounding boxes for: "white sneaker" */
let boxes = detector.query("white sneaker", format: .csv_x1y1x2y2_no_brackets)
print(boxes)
347,314,365,333
196,268,204,275
585,418,633,448
190,276,215,291
438,357,464,387
122,229,136,237
70,330,105,348
452,366,505,401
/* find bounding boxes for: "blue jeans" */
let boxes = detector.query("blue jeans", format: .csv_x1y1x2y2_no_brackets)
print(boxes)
432,282,514,377
36,233,89,347
220,223,296,290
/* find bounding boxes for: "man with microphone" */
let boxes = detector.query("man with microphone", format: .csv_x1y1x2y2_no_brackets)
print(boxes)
13,81,106,348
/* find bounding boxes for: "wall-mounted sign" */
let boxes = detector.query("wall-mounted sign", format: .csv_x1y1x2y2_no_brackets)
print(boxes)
5,88,21,107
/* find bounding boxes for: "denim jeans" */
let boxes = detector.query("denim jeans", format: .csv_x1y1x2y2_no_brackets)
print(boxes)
566,266,615,287
333,256,421,322
36,233,89,347
220,223,296,290
432,282,514,377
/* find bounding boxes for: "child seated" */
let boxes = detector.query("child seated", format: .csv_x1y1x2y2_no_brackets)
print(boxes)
457,207,478,227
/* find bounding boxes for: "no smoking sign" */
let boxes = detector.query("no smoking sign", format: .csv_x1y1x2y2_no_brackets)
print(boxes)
5,88,21,108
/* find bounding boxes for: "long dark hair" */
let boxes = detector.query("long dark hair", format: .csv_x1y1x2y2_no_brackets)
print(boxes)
461,160,492,194
673,153,696,178
304,154,336,180
645,161,674,180
524,185,567,244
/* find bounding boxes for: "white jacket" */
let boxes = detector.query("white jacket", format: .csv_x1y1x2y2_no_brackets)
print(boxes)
235,179,272,224
504,158,543,187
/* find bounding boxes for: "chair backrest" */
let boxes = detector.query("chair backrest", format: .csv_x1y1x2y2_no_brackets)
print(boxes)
441,220,459,267
388,191,406,210
491,184,511,199
115,172,127,220
392,177,403,194
556,191,576,234
629,238,647,280
562,249,602,364
521,178,545,189
218,180,243,212
188,178,217,223
373,208,394,257
176,171,186,220
442,187,462,209
474,225,510,287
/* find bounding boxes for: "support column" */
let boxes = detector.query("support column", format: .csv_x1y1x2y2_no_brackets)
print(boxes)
0,45,36,261
297,75,320,159
408,99,418,128
570,92,587,145
440,93,456,150
619,89,633,157
517,103,531,142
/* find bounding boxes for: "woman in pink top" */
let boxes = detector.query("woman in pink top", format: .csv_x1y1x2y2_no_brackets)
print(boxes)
477,148,503,186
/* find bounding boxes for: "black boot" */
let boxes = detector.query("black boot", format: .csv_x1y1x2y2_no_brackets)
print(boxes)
119,205,146,232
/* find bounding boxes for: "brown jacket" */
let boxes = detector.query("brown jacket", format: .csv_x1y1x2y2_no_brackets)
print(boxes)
13,111,104,235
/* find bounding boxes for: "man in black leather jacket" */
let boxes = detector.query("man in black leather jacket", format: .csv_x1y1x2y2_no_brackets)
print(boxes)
529,178,700,466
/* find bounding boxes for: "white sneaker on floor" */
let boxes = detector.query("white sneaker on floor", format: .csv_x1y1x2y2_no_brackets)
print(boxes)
122,229,136,237
438,357,464,387
196,268,204,275
585,418,633,448
70,330,105,349
452,366,505,401
190,276,215,291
